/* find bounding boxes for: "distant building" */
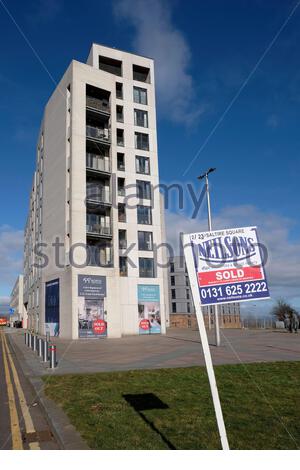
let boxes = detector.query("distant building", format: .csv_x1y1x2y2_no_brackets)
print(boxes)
10,275,27,327
168,256,241,328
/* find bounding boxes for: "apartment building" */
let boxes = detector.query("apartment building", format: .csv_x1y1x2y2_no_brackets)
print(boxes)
23,44,169,339
10,275,27,327
168,256,241,328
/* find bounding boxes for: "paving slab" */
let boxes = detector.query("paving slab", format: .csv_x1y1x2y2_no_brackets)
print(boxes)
7,327,300,377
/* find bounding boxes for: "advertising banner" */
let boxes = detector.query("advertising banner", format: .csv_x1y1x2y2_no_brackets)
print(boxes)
78,275,107,338
188,226,270,305
138,285,161,334
45,279,60,337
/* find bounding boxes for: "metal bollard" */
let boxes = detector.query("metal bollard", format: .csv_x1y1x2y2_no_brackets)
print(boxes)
43,339,49,362
32,335,37,352
24,331,28,345
27,332,30,347
49,344,57,369
38,338,43,357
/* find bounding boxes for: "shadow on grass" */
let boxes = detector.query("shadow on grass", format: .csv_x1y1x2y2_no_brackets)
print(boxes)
123,393,176,450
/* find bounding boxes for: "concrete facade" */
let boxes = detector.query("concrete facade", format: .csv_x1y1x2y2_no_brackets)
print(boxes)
23,44,169,339
10,275,27,327
168,256,241,328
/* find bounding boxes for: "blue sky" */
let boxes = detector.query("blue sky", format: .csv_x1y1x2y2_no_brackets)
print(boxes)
0,0,299,314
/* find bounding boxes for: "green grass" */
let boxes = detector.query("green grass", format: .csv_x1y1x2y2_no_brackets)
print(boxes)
43,362,300,449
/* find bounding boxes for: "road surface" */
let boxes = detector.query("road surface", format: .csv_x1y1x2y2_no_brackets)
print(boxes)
0,328,59,450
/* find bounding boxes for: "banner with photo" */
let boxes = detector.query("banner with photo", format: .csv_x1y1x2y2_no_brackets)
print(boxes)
138,285,161,335
78,275,107,338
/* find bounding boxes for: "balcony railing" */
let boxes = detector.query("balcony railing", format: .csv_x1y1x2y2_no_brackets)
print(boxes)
86,125,110,143
88,245,113,267
86,223,111,237
86,186,111,204
86,96,110,114
86,153,110,173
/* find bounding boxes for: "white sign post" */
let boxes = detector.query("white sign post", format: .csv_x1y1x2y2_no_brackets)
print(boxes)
182,233,230,450
183,226,270,449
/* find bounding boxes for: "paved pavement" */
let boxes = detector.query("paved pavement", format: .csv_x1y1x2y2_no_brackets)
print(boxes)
0,329,59,450
7,327,300,377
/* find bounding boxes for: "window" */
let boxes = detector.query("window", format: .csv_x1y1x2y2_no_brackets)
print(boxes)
171,276,175,286
118,177,125,196
138,231,153,251
134,109,148,127
186,289,190,300
139,257,155,278
133,86,147,105
135,132,149,151
133,64,150,83
185,276,189,286
119,229,127,249
118,203,126,223
170,262,174,273
136,180,151,199
137,205,152,225
119,256,128,277
117,128,124,146
117,153,125,171
99,55,122,76
171,289,176,299
172,302,177,313
136,156,150,174
187,302,191,313
116,105,124,122
116,82,123,99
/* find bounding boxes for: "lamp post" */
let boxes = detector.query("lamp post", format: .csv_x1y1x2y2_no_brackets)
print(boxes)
197,168,221,347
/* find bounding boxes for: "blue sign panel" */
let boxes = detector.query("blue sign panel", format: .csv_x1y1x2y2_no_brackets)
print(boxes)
45,279,60,337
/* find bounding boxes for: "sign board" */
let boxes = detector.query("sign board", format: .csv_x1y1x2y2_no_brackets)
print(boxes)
78,275,107,338
45,279,60,337
182,232,229,450
138,285,161,334
78,275,106,299
189,226,270,306
9,308,15,315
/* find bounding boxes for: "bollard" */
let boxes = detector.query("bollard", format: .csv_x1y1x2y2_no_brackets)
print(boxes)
26,332,30,347
31,334,35,350
24,331,28,345
32,335,37,352
38,338,44,358
49,344,57,369
43,339,49,362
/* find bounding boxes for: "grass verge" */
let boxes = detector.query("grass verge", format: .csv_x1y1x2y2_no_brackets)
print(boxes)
43,362,300,449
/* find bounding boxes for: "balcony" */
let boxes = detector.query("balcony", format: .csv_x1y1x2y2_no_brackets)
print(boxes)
87,243,113,267
86,223,112,238
86,95,110,115
86,153,110,174
86,125,111,144
86,185,111,205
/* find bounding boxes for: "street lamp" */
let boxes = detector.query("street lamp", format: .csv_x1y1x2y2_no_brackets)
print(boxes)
197,168,221,347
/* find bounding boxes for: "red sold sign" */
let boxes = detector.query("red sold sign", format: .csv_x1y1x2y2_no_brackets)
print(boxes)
93,319,106,335
139,319,150,330
198,265,263,286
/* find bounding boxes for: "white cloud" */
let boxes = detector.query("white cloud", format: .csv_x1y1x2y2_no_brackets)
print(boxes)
114,0,204,125
0,225,24,295
165,205,300,311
